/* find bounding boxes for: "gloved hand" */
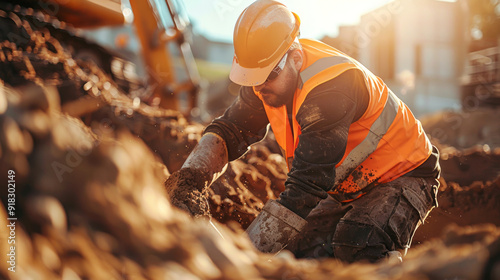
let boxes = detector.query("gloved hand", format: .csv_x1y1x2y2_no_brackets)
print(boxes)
165,133,228,218
165,168,211,217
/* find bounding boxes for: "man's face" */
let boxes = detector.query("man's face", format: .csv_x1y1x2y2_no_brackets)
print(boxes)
254,51,300,108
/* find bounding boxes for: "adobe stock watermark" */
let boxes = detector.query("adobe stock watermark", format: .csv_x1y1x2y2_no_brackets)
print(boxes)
212,0,247,20
357,0,404,47
334,0,408,55
6,170,17,273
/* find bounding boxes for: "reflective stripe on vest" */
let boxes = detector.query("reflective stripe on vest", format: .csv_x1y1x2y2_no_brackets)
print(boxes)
334,89,399,185
298,56,352,89
297,54,400,186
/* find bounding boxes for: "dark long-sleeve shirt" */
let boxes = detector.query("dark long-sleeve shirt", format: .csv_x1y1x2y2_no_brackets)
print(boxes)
204,69,440,218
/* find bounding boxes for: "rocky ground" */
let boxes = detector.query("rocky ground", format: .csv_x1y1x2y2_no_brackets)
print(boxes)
0,3,499,279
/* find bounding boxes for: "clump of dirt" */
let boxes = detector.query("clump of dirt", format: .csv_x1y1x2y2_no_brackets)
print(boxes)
209,138,287,228
165,168,211,217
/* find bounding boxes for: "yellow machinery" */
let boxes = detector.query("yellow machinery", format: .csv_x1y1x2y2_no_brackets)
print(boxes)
13,0,200,112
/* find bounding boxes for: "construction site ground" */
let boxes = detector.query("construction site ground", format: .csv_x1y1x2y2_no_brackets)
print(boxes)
0,4,500,280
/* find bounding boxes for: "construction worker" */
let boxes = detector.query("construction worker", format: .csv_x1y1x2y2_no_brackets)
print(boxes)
166,0,440,263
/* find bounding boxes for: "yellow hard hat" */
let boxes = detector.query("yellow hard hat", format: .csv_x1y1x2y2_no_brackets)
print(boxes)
230,0,300,86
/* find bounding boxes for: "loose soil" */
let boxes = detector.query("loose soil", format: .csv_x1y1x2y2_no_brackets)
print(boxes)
164,168,211,217
0,5,499,279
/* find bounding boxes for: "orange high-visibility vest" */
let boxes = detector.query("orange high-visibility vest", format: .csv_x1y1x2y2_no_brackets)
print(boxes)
254,39,432,202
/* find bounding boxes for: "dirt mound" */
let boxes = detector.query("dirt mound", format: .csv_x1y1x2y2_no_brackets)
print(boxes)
414,176,500,244
0,4,203,174
421,108,500,149
0,82,262,279
411,143,500,244
438,144,500,186
1,82,499,280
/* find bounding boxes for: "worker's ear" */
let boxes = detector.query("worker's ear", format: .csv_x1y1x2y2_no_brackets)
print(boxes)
291,49,303,71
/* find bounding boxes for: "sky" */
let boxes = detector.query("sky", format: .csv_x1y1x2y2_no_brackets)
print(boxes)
182,0,399,43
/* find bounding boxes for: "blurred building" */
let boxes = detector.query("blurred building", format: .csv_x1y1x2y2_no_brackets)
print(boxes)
321,25,360,60
191,34,234,65
461,45,500,108
324,0,468,116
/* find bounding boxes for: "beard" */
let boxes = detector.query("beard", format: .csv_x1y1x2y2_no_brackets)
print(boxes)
260,90,289,108
260,67,298,108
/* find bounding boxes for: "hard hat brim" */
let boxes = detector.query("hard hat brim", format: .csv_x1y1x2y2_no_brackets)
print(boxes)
229,55,281,87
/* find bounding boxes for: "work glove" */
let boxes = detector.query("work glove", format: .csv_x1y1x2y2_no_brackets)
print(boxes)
165,133,228,218
165,167,211,218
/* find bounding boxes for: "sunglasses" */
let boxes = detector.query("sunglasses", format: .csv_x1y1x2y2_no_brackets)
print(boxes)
265,52,289,82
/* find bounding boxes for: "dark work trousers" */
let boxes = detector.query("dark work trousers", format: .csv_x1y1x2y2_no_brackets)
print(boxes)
294,176,439,263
